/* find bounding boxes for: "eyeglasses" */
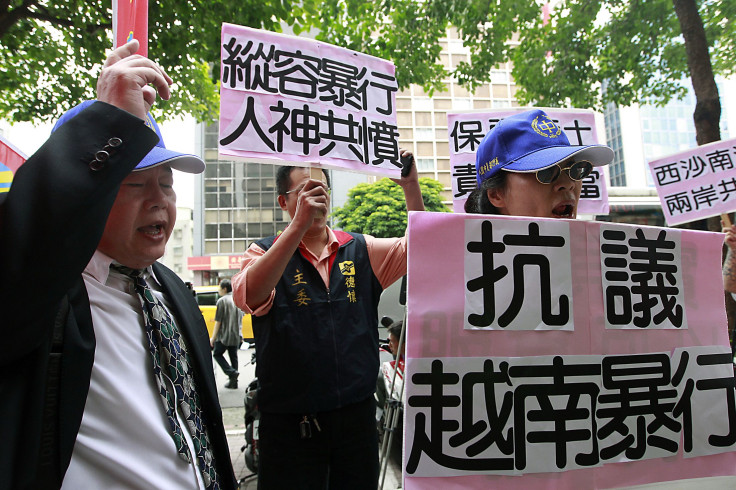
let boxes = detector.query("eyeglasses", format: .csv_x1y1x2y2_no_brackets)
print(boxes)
535,160,593,184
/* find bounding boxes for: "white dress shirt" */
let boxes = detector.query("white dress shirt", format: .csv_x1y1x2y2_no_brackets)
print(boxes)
62,250,205,489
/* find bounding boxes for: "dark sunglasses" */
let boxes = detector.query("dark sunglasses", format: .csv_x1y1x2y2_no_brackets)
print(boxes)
534,160,593,184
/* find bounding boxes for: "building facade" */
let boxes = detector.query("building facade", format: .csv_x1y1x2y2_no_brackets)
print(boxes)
396,29,519,201
602,78,736,224
160,206,195,283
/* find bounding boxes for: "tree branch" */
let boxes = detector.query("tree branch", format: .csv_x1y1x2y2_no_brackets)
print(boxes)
24,10,74,28
0,0,39,38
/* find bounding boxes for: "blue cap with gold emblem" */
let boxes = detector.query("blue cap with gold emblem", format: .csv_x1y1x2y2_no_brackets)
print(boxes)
52,100,205,174
475,109,613,185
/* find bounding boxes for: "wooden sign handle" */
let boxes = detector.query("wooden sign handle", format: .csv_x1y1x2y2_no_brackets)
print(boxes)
722,213,732,229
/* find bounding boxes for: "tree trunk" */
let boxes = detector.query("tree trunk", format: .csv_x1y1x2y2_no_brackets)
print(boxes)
672,0,733,352
672,0,721,146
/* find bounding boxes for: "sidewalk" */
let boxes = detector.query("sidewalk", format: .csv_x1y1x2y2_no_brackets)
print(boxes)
213,345,403,488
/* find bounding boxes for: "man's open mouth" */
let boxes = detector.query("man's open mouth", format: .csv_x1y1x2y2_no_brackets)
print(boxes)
139,224,164,235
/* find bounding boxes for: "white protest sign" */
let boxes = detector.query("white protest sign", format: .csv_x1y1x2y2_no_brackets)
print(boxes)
219,23,403,177
405,211,736,488
648,137,736,226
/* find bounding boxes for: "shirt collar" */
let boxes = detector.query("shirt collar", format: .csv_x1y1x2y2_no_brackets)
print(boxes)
86,249,159,286
296,226,339,261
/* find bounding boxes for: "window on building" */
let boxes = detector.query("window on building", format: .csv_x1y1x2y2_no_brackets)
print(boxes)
452,98,472,110
416,158,435,171
415,128,434,141
234,223,248,238
414,97,433,110
205,224,218,239
490,70,508,83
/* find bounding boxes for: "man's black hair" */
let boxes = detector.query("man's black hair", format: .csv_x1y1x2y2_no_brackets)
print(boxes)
220,279,232,293
276,166,331,196
387,320,403,340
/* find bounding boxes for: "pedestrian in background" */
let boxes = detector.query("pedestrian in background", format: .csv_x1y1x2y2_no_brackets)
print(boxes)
210,279,243,389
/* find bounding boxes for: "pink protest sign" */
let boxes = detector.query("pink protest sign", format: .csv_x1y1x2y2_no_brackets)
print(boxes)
112,0,148,56
219,23,402,177
649,137,736,226
405,211,736,488
447,108,609,215
0,134,27,194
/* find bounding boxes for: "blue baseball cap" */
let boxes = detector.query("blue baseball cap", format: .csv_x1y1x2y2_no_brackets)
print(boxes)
52,100,205,174
475,109,613,185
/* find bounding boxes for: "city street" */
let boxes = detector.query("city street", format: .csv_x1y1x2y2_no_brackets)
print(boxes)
214,344,403,489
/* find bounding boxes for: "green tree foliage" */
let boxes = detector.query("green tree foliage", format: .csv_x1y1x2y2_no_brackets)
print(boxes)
332,177,449,238
5,0,732,145
311,0,734,144
0,0,315,122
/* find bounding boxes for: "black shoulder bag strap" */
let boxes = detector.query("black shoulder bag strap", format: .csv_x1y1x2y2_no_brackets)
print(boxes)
35,295,69,488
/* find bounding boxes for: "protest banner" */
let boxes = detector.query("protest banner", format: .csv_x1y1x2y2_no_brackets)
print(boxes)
447,108,609,215
219,23,403,178
649,137,736,226
405,211,736,488
112,0,148,56
0,134,27,194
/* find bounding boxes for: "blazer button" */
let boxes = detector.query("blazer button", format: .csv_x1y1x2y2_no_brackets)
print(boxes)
107,137,122,147
89,150,109,171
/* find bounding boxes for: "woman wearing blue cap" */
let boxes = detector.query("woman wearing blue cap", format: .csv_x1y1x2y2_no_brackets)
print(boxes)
465,109,614,218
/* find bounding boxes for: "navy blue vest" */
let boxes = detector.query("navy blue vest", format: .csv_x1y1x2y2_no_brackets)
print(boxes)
253,231,383,413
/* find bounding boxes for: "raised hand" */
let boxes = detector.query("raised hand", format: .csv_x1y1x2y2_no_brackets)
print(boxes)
96,39,172,120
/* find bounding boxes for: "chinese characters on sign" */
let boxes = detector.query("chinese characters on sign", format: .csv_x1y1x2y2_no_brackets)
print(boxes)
405,212,735,487
447,110,609,215
464,219,574,331
407,347,736,477
219,24,403,177
463,220,688,332
600,225,686,329
649,137,736,226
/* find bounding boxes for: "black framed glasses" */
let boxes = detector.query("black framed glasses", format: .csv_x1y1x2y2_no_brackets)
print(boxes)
535,160,593,184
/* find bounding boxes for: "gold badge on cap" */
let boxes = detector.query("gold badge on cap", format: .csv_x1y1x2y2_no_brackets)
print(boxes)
532,115,562,139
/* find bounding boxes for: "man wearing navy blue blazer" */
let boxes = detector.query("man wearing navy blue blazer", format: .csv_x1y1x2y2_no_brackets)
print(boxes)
0,41,236,489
